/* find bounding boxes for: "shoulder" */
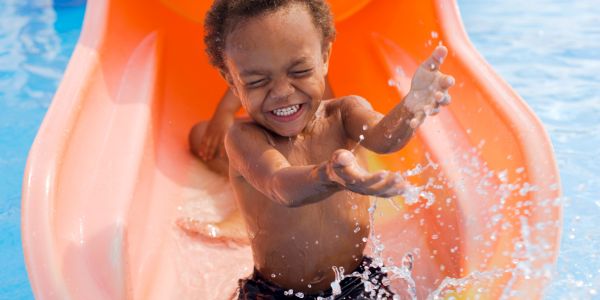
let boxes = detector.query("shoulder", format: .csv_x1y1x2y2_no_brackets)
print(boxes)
323,95,373,120
324,95,373,112
225,121,277,173
225,121,269,149
342,95,373,109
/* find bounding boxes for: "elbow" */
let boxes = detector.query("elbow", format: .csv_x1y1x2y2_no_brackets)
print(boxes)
267,176,300,208
268,177,323,208
370,145,395,155
366,135,412,154
283,199,303,208
266,168,335,208
368,143,406,155
272,192,304,208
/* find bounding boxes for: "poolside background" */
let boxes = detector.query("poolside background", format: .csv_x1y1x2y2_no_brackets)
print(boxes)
1,0,598,298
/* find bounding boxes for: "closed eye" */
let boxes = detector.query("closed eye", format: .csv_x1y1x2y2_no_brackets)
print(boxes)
291,68,313,77
245,78,268,88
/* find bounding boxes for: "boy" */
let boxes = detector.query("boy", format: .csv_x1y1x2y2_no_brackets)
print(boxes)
203,0,454,298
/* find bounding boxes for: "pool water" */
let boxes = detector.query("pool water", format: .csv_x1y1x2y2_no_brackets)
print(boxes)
1,0,598,299
0,1,85,299
459,1,600,298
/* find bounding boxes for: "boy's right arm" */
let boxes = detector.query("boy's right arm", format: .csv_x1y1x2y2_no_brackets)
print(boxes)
225,124,406,207
197,89,241,160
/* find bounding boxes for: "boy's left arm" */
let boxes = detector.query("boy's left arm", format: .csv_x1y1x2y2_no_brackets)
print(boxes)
341,46,454,154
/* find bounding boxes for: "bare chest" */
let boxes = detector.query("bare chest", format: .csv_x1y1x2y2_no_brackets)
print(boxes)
270,116,351,166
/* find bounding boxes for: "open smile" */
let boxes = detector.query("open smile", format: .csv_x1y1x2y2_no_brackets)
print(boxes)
269,103,304,122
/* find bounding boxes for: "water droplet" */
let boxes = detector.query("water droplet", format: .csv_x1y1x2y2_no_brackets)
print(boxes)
388,79,396,86
295,292,305,298
362,124,368,131
351,204,358,210
271,273,276,278
395,66,405,76
431,234,439,240
402,253,414,271
497,170,508,183
431,31,439,38
354,227,361,233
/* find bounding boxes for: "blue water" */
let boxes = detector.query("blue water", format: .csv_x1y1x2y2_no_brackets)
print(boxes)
459,1,600,298
0,1,86,299
0,0,598,299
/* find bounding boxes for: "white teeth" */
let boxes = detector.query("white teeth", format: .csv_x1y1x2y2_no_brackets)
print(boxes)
272,104,300,117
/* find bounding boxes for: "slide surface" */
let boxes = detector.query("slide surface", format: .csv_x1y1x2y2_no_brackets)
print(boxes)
22,0,561,299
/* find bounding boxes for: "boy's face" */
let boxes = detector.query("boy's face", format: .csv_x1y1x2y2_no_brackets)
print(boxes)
222,3,331,137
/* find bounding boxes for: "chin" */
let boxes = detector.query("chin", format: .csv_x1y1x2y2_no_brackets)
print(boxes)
271,127,302,138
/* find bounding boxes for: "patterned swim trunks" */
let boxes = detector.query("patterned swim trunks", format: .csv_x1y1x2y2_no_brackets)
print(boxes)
237,256,396,299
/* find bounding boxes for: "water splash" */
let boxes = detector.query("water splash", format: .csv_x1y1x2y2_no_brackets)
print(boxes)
321,137,560,298
427,269,506,300
368,200,418,299
351,134,365,153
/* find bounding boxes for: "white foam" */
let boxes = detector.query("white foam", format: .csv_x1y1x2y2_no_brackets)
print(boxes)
178,159,236,223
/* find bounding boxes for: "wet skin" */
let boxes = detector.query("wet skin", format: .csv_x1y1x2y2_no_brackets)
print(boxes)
221,3,454,294
229,107,371,292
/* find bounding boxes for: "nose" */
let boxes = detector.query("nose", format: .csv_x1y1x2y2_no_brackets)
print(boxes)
269,77,295,101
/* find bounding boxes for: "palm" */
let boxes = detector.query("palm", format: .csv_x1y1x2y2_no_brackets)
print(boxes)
403,46,454,127
328,149,405,198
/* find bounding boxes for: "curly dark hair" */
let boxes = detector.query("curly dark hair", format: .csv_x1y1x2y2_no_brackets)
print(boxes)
204,0,336,71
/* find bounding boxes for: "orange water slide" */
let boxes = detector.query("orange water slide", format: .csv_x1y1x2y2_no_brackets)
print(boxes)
22,0,561,299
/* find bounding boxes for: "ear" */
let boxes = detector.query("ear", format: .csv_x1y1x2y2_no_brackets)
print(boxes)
322,41,333,76
219,69,240,98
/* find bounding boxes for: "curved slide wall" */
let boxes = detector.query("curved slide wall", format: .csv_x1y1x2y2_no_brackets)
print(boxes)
22,0,561,299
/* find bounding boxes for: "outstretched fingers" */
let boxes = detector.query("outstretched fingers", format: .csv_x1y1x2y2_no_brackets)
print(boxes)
329,150,406,197
409,111,426,129
206,136,218,160
368,171,406,197
330,150,371,183
439,75,455,89
407,46,455,126
421,45,448,72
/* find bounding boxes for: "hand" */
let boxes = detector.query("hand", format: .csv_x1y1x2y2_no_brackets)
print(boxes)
198,114,234,161
404,45,455,128
326,149,406,197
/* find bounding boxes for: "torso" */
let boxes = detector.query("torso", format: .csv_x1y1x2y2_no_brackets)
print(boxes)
230,100,371,293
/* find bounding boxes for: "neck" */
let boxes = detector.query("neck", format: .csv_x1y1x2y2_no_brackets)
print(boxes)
301,101,324,137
